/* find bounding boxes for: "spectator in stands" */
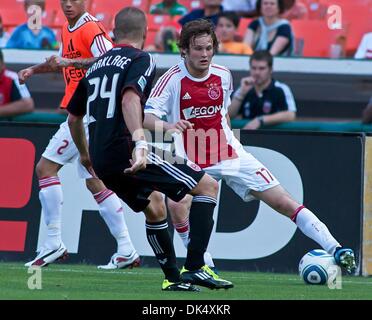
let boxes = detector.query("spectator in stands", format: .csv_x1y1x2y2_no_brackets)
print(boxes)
354,32,372,60
361,97,372,124
243,0,294,56
144,26,180,53
0,49,34,117
6,0,58,50
179,0,223,26
150,0,189,16
215,12,253,54
281,0,308,20
0,15,10,48
229,50,296,129
222,0,258,17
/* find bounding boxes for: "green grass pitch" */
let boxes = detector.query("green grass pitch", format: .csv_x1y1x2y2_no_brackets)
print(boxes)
0,262,371,300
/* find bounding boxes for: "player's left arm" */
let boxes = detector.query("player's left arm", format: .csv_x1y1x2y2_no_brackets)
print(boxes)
46,55,97,70
121,53,156,174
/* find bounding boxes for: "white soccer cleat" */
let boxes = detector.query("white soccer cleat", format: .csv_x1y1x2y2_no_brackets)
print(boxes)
24,243,68,267
97,251,141,270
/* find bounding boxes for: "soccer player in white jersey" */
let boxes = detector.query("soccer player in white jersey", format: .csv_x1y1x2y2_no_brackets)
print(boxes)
18,0,139,269
144,19,357,274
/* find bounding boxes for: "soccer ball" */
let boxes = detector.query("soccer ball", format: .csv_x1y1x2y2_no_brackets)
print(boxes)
298,249,337,285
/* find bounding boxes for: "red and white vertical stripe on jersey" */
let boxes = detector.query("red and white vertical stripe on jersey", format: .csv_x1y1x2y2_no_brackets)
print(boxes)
93,34,110,56
179,74,237,168
150,66,181,98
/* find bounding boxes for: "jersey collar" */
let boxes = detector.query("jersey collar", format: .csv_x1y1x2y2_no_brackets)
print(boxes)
179,59,212,82
68,12,93,32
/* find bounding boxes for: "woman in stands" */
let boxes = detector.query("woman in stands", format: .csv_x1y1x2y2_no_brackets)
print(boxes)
243,0,294,56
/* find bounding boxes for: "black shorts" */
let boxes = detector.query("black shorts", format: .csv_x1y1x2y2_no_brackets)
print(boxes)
101,151,205,212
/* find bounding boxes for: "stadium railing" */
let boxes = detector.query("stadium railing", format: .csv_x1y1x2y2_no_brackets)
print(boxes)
3,112,372,133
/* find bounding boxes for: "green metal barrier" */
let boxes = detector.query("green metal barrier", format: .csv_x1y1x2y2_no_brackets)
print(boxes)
2,113,372,133
0,112,67,124
231,119,372,132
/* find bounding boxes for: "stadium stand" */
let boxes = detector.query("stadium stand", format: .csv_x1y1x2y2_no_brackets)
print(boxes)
177,0,202,11
1,0,370,56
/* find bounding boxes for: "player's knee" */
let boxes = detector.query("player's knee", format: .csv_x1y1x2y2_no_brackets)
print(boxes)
167,196,191,222
200,175,219,198
85,178,105,194
145,192,167,222
35,158,59,179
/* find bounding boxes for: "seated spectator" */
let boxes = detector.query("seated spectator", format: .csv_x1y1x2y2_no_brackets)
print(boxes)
354,32,372,60
229,50,296,129
0,49,34,117
361,97,372,124
281,0,308,20
179,0,223,26
0,15,10,48
243,0,294,56
222,0,258,17
150,0,189,16
144,26,180,53
215,12,253,54
6,0,58,50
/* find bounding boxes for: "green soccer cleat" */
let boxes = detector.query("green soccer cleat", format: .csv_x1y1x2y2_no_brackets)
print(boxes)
334,247,357,274
180,265,234,290
161,279,200,292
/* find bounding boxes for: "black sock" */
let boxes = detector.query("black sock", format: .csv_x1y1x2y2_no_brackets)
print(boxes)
146,219,180,283
185,196,216,271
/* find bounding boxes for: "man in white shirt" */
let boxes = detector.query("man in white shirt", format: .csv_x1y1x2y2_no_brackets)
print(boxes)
354,32,372,59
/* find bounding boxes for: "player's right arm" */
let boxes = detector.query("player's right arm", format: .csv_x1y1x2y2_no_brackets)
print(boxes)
66,80,96,177
143,72,193,133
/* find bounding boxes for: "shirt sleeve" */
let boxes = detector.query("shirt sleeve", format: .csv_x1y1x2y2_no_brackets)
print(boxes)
91,34,113,57
248,19,259,31
354,34,368,59
121,52,156,104
144,71,177,119
223,70,234,111
67,79,88,116
276,24,292,40
10,76,31,102
276,83,297,112
82,22,113,57
5,27,21,48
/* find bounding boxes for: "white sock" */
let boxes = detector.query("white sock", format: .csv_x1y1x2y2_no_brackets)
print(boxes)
204,251,215,268
94,189,135,256
173,218,190,248
39,177,63,250
292,206,340,254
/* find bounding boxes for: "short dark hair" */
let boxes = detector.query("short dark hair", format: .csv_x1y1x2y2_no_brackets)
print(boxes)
256,0,286,15
113,7,147,41
250,50,273,68
178,19,218,57
217,11,240,28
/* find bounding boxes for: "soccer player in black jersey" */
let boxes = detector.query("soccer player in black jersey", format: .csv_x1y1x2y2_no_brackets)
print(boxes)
67,7,234,291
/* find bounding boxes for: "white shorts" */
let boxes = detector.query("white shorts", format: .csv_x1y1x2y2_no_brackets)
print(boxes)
42,115,92,179
203,147,280,202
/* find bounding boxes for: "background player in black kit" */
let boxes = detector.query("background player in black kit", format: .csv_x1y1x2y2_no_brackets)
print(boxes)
67,7,233,291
